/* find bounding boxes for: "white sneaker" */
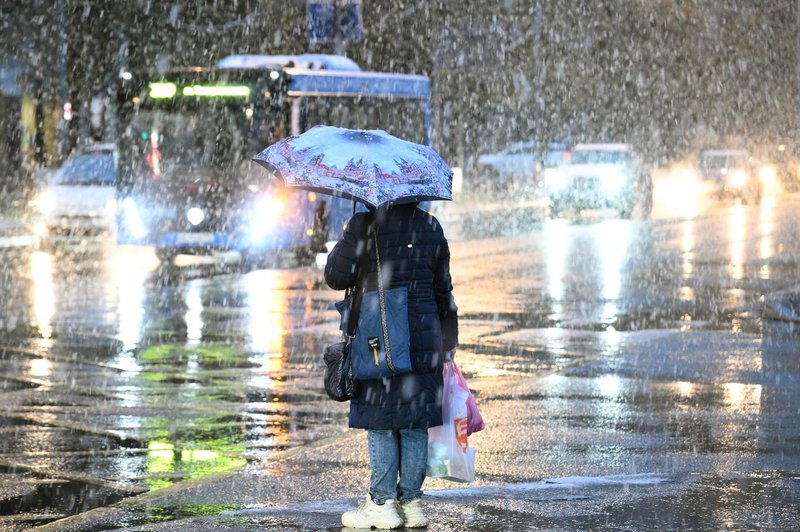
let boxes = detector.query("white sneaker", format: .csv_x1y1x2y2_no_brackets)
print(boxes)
399,498,429,528
341,496,404,529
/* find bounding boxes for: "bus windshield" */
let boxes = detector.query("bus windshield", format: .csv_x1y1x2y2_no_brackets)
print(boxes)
120,67,430,205
125,94,427,190
129,104,273,182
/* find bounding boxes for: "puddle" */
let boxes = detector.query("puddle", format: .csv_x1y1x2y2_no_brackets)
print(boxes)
0,465,129,524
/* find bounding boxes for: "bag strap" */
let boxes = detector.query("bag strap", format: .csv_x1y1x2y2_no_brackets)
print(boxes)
345,213,374,338
373,226,397,373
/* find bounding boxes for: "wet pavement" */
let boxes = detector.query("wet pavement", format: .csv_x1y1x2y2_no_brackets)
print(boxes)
0,190,798,529
32,320,800,531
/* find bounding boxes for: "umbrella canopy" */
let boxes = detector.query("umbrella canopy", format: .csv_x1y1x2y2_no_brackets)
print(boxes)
252,125,452,208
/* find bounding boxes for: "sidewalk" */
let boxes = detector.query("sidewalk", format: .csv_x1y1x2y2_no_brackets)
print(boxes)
39,373,684,532
32,327,800,531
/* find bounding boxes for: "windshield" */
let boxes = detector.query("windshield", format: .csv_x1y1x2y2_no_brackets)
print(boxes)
130,107,252,177
702,154,748,170
123,93,427,191
571,150,632,165
544,149,566,168
52,153,116,186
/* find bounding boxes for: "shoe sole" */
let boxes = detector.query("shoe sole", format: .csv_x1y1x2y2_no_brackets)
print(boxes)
341,516,404,529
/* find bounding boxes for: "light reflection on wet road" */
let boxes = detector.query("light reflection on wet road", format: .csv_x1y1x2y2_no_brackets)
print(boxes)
0,193,798,527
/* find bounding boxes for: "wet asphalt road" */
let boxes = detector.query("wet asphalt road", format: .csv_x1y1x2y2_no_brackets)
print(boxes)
0,189,799,529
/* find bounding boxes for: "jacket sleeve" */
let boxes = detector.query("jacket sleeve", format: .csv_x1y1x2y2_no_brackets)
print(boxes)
434,236,459,352
324,213,368,290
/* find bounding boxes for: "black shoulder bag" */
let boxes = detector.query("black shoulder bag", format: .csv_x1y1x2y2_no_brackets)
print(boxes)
323,219,372,402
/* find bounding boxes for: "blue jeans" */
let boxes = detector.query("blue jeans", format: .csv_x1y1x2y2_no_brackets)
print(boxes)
367,428,428,504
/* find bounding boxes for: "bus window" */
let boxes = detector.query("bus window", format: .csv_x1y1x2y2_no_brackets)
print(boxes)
298,96,427,144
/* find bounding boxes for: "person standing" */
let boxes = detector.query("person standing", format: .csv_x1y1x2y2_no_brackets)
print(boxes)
325,202,458,529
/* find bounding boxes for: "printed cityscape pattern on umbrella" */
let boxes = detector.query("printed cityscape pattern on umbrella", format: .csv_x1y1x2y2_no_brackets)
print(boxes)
253,126,452,207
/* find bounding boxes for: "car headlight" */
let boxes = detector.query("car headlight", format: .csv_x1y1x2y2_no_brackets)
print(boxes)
758,165,776,182
601,169,627,192
105,198,118,215
678,169,699,185
34,221,47,237
37,191,56,214
728,170,747,188
544,168,568,191
250,196,285,241
123,197,148,239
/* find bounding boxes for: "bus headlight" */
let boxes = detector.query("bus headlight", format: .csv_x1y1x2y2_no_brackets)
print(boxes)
186,207,205,226
249,196,285,241
123,197,148,239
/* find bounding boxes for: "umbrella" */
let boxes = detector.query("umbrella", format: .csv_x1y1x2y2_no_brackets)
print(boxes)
252,125,452,208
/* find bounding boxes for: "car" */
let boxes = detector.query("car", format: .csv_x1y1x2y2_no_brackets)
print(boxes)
544,143,653,218
476,141,567,191
765,144,800,193
35,143,119,243
698,149,762,203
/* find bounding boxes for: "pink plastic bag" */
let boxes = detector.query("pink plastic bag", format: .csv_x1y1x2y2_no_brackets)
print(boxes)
449,360,485,436
427,360,475,482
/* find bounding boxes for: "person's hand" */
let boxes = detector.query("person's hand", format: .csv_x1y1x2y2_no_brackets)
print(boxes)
445,349,456,362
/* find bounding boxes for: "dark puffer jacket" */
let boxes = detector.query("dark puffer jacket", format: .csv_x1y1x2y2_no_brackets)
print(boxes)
324,203,458,430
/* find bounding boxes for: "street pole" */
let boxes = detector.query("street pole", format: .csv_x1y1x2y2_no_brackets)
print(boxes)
57,0,69,160
334,0,345,56
795,0,800,140
532,0,544,141
334,4,345,56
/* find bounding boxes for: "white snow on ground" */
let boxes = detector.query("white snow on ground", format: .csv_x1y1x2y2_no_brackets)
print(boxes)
220,473,670,516
425,472,670,498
